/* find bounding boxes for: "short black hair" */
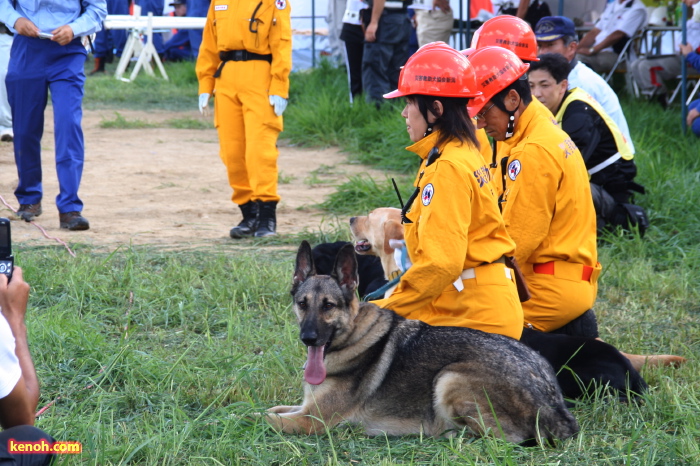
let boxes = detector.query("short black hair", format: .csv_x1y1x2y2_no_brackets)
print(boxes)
529,53,571,84
491,76,533,113
407,95,477,149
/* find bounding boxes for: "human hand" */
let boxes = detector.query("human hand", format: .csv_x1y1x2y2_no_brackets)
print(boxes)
680,43,694,56
13,17,39,37
365,22,378,42
51,25,75,45
0,267,30,329
434,0,452,13
198,93,210,115
269,95,288,116
578,46,594,56
686,107,700,126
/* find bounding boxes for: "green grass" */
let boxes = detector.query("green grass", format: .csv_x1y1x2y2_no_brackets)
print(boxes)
7,62,699,464
99,112,158,129
15,241,700,465
99,112,214,130
83,60,199,112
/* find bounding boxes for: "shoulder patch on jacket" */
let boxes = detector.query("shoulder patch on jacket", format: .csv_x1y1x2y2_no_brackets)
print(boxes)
507,160,521,181
275,0,287,9
421,183,434,206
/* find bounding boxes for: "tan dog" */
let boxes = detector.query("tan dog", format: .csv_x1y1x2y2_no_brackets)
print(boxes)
348,208,685,375
349,207,404,289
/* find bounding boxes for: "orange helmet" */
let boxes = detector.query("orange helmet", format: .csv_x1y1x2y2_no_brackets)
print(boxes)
470,15,539,62
466,46,530,118
384,42,482,99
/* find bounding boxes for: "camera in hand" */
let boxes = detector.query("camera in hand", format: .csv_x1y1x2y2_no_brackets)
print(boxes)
0,218,13,281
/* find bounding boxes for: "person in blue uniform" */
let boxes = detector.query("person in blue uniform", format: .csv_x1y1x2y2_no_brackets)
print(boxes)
186,0,209,58
136,0,165,55
0,0,107,230
91,0,130,74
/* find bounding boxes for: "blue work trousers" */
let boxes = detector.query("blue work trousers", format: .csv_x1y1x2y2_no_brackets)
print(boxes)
6,36,87,213
93,0,130,58
136,0,165,54
187,0,210,58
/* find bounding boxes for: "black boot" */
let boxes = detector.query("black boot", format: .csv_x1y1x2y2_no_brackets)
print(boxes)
229,201,259,239
254,201,277,237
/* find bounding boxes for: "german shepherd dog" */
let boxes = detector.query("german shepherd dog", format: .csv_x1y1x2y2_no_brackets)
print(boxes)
346,208,675,401
265,241,579,444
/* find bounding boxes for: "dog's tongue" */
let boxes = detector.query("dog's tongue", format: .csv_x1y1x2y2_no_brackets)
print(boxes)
304,345,327,385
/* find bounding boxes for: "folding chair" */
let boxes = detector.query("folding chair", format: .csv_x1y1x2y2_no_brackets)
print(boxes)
668,67,700,105
603,28,647,85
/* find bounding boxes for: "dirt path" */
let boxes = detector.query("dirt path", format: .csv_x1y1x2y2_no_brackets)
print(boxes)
0,108,384,251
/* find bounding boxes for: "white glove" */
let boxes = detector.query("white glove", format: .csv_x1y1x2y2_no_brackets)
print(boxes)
269,95,288,116
198,93,210,115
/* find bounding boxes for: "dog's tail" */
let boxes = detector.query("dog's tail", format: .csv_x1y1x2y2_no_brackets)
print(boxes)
621,352,687,372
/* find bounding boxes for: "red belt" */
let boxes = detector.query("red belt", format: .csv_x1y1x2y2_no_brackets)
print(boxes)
532,261,594,281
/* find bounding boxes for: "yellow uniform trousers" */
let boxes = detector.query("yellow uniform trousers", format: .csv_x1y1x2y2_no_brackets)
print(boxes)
522,260,602,332
419,263,523,340
214,60,282,204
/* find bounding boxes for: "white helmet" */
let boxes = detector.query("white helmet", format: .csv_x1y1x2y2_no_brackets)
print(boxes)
648,6,668,26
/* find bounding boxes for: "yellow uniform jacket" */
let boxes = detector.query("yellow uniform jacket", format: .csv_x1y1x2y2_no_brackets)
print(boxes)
495,99,601,331
196,0,292,98
373,131,523,340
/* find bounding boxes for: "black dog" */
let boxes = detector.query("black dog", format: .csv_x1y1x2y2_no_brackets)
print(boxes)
312,241,387,299
520,329,647,401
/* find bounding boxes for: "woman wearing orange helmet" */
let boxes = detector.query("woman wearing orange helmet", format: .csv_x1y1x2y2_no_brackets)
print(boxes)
371,42,524,340
467,45,601,338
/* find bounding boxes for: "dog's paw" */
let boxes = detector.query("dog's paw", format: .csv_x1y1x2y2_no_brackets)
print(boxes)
267,404,304,415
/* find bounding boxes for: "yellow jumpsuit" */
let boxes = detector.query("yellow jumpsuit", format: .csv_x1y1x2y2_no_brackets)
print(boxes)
372,130,523,340
495,99,601,332
196,0,292,205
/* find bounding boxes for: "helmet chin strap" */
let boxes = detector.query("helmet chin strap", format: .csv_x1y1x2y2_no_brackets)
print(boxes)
423,123,434,138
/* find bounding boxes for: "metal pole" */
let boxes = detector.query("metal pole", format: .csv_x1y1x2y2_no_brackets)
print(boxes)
312,0,316,68
458,0,464,49
558,0,564,16
465,0,471,49
682,3,688,132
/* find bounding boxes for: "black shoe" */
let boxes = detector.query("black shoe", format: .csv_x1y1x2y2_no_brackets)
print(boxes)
59,212,90,231
254,201,277,238
17,203,42,222
656,92,669,109
229,201,259,238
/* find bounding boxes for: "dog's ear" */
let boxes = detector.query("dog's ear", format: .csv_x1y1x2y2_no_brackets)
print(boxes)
332,243,359,301
383,220,405,255
292,241,316,294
